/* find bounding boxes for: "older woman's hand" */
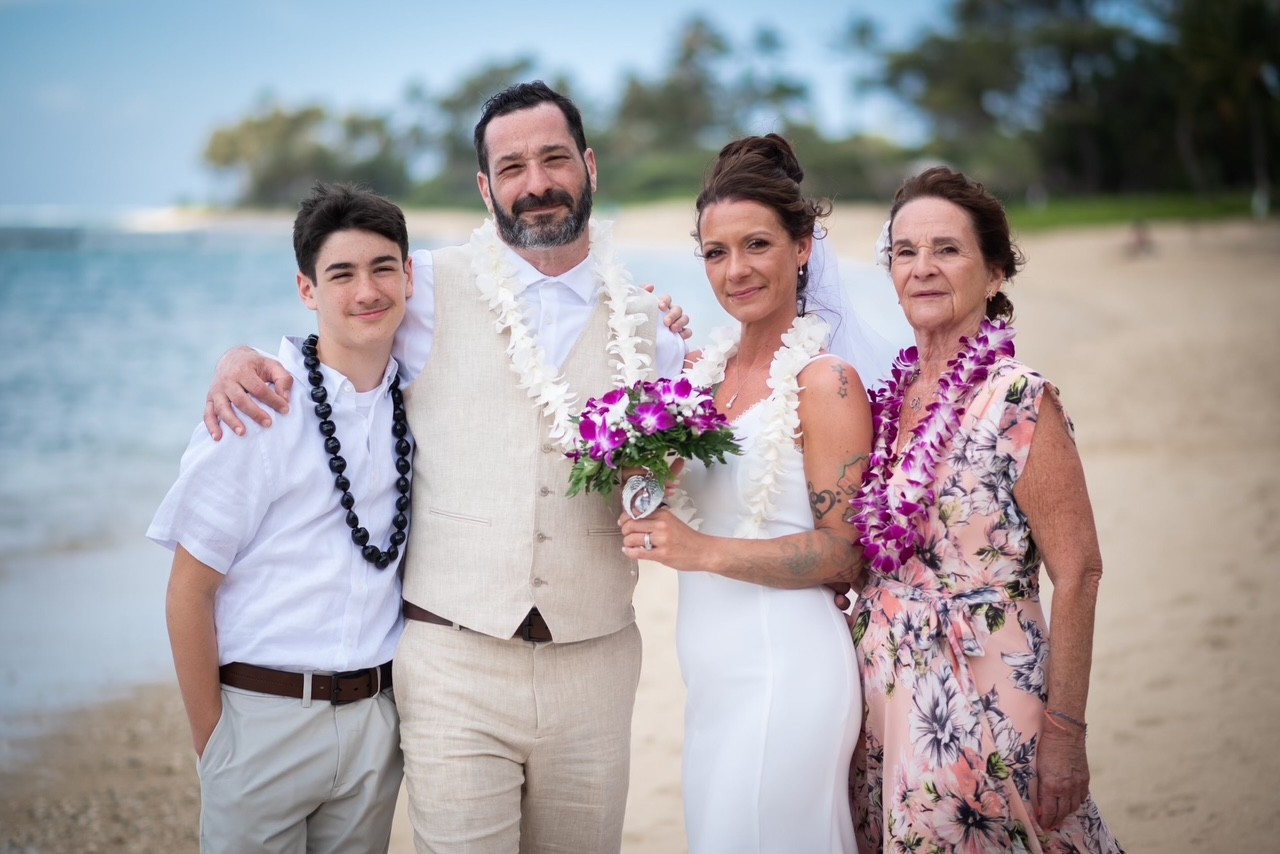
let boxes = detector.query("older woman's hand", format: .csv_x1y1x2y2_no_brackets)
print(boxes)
1034,723,1090,830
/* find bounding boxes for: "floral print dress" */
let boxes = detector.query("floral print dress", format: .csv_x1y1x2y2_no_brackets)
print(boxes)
851,358,1123,853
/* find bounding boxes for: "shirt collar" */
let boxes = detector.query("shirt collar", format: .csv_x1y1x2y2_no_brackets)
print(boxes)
280,335,401,397
503,244,597,303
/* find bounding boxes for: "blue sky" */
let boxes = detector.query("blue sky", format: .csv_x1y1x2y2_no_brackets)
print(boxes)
0,0,945,210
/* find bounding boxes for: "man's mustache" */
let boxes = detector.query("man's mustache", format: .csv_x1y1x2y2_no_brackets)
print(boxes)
512,190,575,216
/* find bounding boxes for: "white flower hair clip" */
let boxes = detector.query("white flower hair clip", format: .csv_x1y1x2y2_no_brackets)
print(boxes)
874,219,892,271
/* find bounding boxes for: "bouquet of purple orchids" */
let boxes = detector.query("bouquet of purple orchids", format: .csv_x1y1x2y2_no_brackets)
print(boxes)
566,377,741,514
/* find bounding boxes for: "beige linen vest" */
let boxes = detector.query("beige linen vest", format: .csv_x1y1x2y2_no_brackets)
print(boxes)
401,244,661,643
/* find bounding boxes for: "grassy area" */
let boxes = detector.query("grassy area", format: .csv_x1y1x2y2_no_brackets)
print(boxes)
1007,193,1258,232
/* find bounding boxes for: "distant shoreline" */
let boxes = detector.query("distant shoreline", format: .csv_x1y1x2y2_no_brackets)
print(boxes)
5,201,1269,264
92,200,897,266
1,199,889,252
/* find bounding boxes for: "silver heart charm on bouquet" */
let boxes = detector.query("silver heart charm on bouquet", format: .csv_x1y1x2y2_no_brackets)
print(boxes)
622,474,664,519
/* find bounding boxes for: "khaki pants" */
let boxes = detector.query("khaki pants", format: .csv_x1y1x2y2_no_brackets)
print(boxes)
197,684,402,854
394,620,642,854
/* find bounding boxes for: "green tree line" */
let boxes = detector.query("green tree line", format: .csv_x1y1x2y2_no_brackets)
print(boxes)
204,0,1279,214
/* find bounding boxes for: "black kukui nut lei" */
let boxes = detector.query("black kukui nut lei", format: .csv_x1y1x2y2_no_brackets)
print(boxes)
302,334,410,569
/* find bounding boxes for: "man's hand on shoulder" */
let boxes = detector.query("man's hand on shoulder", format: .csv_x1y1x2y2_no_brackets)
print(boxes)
204,347,293,440
642,283,692,340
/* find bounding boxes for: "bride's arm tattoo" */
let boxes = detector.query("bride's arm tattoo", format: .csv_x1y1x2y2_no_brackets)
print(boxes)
810,452,869,524
811,453,869,521
780,538,824,580
809,482,839,521
836,453,868,494
831,362,850,399
728,533,847,585
836,453,868,522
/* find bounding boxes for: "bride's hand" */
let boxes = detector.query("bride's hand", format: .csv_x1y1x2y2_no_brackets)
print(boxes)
619,508,700,570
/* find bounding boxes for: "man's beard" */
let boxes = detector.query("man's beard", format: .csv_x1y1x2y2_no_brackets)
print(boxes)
493,179,593,250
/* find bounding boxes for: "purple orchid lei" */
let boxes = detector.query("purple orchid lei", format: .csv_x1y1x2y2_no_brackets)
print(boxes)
565,377,740,498
851,318,1016,575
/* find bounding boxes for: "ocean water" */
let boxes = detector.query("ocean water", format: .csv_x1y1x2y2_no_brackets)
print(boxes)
0,220,906,746
1,227,302,558
0,225,312,750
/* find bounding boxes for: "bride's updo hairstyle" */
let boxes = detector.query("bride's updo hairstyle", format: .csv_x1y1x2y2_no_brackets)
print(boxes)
888,166,1024,322
695,133,831,313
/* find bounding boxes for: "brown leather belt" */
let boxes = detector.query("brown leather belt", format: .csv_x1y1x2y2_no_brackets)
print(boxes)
219,661,392,705
403,600,553,643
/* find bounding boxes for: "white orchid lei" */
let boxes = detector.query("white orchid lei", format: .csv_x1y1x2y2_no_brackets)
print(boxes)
850,318,1016,574
469,217,653,451
684,313,830,538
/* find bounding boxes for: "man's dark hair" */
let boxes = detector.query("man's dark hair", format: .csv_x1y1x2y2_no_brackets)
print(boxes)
473,80,588,175
293,182,409,281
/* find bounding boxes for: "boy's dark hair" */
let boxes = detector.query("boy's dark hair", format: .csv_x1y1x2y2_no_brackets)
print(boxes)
293,182,409,281
473,80,588,175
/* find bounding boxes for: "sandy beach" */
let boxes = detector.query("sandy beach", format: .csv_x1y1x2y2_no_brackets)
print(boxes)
2,203,1278,852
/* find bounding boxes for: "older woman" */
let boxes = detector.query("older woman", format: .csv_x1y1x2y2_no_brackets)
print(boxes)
849,167,1123,853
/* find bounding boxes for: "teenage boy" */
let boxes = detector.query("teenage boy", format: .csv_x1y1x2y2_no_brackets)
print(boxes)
148,182,413,853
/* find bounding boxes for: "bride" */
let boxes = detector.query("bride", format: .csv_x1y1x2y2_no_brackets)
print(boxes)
620,134,874,853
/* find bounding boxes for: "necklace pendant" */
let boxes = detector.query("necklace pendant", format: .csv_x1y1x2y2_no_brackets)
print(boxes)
725,392,738,409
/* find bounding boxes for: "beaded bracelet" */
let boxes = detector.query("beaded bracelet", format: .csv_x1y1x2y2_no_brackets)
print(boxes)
1045,708,1088,735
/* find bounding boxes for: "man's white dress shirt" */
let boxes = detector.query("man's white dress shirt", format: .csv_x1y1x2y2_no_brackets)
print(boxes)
394,246,686,384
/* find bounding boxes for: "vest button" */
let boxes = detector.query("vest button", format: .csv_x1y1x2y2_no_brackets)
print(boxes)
536,532,548,542
539,486,551,496
532,577,546,587
541,443,554,453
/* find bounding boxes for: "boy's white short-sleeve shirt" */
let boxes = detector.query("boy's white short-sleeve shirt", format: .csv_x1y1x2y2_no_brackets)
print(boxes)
148,336,408,672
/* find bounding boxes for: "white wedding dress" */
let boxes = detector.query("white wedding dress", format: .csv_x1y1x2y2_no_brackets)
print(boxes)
676,357,861,854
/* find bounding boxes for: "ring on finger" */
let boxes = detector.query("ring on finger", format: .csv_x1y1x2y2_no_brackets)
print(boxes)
643,532,654,551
